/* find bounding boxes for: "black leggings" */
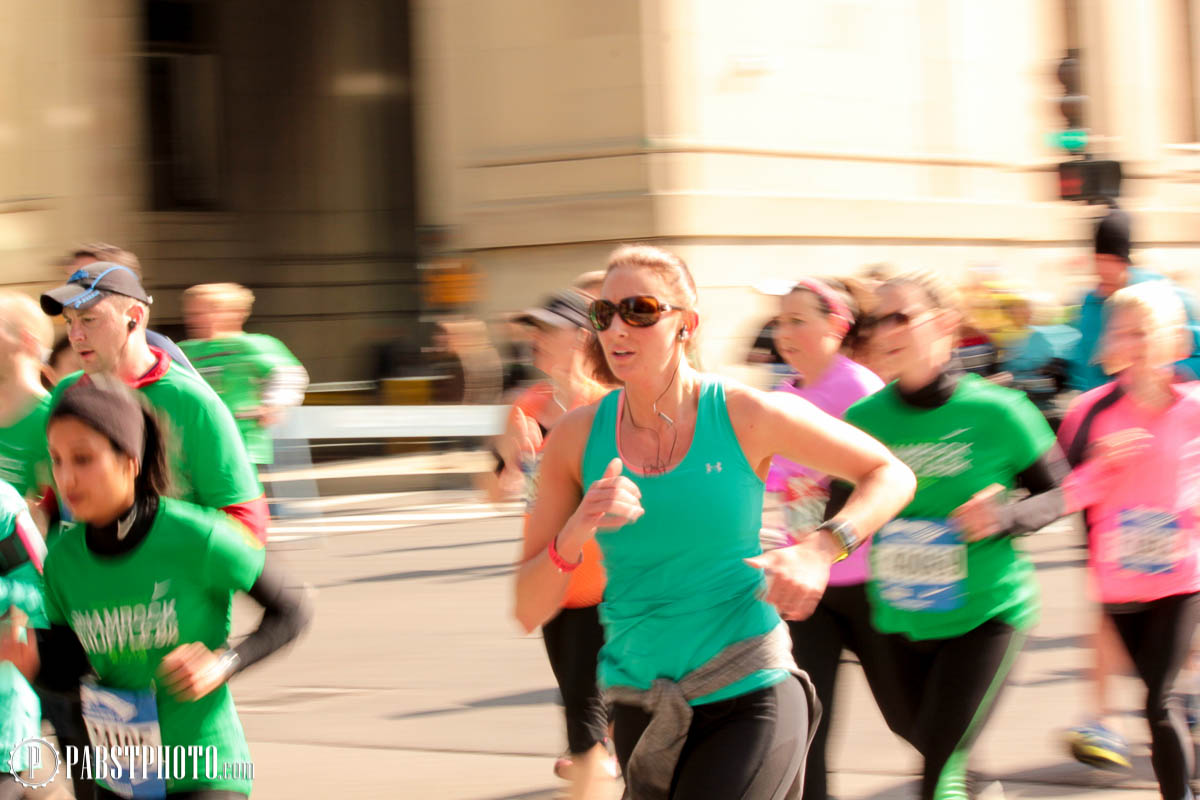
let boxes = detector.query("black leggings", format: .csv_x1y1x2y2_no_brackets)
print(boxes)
1107,592,1200,800
788,582,915,800
39,687,96,800
612,676,813,800
882,619,1026,800
542,604,608,754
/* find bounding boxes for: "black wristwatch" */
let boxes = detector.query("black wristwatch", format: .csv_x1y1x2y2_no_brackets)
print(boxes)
816,519,860,563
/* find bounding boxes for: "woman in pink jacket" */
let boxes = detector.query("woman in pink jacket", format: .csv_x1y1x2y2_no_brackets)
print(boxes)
1059,280,1200,800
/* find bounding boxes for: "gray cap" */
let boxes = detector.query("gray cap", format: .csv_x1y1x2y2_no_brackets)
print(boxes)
41,263,153,315
513,289,591,329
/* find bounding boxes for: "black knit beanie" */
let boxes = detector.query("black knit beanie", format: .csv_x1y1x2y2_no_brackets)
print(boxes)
49,377,146,463
1094,208,1132,263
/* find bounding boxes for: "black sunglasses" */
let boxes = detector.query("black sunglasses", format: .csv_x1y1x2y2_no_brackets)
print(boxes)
863,310,920,331
588,295,684,331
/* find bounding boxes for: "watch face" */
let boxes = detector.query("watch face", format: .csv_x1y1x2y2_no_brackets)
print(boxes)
828,521,858,552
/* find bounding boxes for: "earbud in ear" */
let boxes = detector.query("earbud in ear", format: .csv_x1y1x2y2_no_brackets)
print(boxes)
128,320,137,331
679,328,689,341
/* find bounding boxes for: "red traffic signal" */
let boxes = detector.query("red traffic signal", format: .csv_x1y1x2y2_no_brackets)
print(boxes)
1058,160,1122,202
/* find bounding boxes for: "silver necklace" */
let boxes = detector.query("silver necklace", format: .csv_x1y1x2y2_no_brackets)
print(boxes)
625,358,682,475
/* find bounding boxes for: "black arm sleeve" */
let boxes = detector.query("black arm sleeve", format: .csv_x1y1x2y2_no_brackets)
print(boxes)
33,624,92,693
228,556,312,675
995,444,1070,536
824,444,1069,538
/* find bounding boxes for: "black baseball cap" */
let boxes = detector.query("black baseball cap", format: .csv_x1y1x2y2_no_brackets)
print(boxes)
41,263,154,316
513,289,591,329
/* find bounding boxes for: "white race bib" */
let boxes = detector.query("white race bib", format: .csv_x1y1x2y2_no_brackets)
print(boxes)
781,474,830,537
1117,508,1185,575
80,680,165,799
520,453,542,513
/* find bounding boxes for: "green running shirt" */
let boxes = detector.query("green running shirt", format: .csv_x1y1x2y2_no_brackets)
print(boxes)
42,498,266,795
0,394,52,498
844,374,1055,640
180,334,305,464
0,480,46,773
581,377,788,706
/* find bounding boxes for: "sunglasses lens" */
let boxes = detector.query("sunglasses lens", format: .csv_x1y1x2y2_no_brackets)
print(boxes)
589,300,616,331
875,311,910,330
621,295,663,327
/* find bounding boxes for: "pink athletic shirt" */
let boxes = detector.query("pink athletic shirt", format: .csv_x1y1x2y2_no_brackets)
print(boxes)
1060,381,1200,604
766,354,884,586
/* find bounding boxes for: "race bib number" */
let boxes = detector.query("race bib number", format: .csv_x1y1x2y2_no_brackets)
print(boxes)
520,454,542,513
80,681,165,799
781,474,829,537
873,519,967,612
1117,509,1184,575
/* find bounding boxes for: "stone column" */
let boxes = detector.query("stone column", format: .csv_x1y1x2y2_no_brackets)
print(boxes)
0,0,143,293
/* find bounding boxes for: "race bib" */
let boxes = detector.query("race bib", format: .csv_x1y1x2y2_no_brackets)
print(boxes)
80,681,165,799
520,453,542,513
781,474,830,537
1117,509,1184,575
873,519,967,612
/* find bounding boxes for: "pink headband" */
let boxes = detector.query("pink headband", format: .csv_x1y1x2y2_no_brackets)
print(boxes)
792,278,851,335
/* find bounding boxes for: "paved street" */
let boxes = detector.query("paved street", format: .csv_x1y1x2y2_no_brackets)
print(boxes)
39,488,1181,799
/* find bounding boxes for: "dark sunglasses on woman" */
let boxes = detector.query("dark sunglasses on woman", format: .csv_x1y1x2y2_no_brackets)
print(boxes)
588,295,685,331
862,309,917,332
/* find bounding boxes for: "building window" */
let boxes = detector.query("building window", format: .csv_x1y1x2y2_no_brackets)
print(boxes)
143,0,223,210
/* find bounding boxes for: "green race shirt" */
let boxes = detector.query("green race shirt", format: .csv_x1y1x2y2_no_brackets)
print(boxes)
42,498,266,794
51,360,262,510
180,334,304,464
0,394,52,498
844,374,1055,640
0,480,46,772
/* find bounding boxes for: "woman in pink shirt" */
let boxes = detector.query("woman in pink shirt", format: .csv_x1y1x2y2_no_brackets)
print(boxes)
1060,281,1200,800
766,277,907,800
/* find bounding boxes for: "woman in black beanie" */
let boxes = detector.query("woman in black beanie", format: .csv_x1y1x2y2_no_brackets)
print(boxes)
1,378,312,799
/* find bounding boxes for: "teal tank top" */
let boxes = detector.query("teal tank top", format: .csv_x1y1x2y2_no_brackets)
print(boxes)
582,377,789,705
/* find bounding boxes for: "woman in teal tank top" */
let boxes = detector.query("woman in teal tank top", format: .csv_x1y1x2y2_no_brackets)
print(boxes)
515,245,915,800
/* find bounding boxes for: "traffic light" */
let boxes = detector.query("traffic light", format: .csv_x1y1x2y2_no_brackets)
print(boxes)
1058,159,1122,202
1049,49,1121,202
1050,50,1088,154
